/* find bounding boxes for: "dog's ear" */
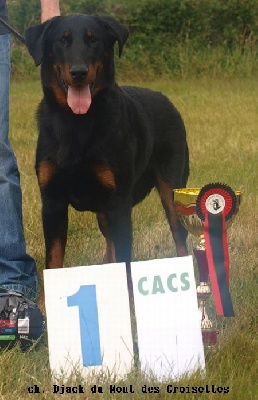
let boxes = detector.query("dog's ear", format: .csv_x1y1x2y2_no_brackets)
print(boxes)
97,15,129,57
25,17,59,66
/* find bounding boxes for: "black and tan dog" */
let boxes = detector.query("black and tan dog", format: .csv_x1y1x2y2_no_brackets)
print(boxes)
25,15,189,286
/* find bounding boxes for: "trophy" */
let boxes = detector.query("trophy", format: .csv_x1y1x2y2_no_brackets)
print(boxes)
173,183,241,347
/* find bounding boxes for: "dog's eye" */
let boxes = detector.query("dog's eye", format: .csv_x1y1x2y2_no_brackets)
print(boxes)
60,37,67,45
59,33,71,46
89,36,97,44
86,32,98,45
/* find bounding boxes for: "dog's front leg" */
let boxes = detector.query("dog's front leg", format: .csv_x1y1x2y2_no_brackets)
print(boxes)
41,196,69,269
104,203,139,358
37,196,68,312
105,205,132,265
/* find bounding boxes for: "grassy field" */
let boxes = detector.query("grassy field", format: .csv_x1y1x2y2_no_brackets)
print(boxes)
0,76,257,399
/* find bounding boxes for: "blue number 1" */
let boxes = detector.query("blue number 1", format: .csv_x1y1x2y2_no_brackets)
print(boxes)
67,285,102,366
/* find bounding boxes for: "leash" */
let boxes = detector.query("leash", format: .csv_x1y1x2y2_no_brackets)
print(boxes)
0,16,25,44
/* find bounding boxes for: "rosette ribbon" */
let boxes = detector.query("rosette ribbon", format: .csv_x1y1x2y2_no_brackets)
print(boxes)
196,183,237,317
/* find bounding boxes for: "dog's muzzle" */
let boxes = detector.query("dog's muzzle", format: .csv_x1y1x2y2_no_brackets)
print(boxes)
70,65,89,83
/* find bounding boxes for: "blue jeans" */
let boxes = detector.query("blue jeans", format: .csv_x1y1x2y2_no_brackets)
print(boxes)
0,34,38,300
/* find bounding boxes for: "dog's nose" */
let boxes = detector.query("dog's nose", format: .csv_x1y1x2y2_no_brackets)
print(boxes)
70,66,88,81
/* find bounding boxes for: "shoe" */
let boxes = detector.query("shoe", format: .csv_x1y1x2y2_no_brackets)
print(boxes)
0,288,45,350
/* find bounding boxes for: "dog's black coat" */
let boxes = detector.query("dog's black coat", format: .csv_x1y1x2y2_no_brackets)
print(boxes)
25,14,189,272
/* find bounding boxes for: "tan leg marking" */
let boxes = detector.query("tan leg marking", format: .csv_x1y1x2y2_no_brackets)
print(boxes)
97,212,116,263
37,160,57,189
93,164,116,190
103,240,116,264
48,239,64,268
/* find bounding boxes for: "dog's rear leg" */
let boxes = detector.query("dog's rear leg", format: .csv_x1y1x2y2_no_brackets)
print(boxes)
108,204,139,361
156,176,188,257
98,205,139,359
97,207,133,292
97,205,132,262
97,212,116,263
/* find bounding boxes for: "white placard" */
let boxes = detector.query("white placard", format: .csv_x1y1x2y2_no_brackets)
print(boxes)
131,256,205,380
44,263,134,380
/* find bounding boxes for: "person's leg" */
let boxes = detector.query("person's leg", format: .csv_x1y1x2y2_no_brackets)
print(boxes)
0,34,38,300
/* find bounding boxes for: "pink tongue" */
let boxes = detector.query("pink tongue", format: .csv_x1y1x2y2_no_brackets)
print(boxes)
67,85,91,114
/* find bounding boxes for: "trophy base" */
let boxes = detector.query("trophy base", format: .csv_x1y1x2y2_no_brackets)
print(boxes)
202,330,217,348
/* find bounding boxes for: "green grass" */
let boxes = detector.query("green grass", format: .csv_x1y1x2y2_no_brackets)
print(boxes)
1,76,257,399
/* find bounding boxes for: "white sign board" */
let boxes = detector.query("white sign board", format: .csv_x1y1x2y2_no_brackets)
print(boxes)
44,263,134,379
44,257,205,382
131,256,205,380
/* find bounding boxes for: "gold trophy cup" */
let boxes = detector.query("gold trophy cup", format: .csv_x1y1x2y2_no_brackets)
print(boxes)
173,187,241,347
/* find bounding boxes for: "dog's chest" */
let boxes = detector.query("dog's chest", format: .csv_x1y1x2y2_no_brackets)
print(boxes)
65,162,116,212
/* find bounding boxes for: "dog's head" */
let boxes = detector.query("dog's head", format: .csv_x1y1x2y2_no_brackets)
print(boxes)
25,14,129,114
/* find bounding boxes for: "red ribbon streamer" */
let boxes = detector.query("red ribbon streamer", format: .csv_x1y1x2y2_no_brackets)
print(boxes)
204,210,234,317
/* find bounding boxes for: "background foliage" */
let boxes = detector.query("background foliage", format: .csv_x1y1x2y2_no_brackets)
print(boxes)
7,0,258,78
